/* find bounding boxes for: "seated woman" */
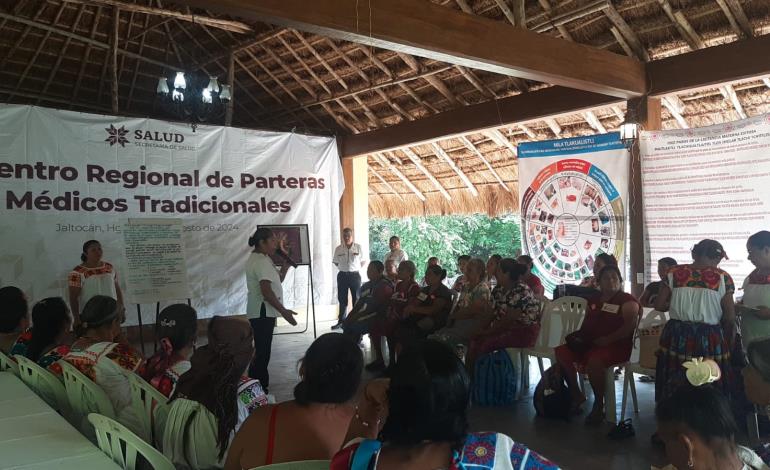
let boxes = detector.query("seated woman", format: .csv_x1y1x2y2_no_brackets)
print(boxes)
11,297,72,375
394,265,454,347
0,286,29,354
517,255,545,298
331,340,561,470
341,261,394,340
430,258,492,351
63,295,143,432
163,316,267,470
366,260,420,371
639,257,677,308
225,333,364,469
451,255,471,292
578,253,617,290
465,260,542,373
554,265,640,424
141,304,198,397
656,374,770,469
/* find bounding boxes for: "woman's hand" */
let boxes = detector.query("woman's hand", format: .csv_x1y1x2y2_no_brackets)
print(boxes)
281,309,298,326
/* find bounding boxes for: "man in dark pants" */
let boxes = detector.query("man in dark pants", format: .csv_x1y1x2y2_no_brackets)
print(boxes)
331,228,365,330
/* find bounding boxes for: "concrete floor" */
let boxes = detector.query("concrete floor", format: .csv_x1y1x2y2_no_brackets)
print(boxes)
156,305,757,470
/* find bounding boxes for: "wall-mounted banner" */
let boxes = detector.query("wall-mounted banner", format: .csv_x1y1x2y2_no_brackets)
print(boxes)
0,104,343,325
518,133,629,294
640,114,770,288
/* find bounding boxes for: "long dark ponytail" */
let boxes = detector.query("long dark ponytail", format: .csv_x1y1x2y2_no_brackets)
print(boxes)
27,297,70,361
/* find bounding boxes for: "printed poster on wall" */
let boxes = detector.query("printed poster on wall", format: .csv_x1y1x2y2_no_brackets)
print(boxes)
518,133,629,294
640,113,770,288
0,104,344,325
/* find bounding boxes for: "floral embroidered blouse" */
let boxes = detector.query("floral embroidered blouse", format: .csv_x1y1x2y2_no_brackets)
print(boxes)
9,330,71,376
666,264,735,325
491,282,543,326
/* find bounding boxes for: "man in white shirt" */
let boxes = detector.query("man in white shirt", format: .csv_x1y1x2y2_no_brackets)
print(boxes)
332,228,366,329
384,235,408,267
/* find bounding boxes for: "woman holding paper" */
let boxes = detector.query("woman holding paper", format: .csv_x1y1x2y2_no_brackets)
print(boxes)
245,227,298,392
740,231,770,347
68,239,123,324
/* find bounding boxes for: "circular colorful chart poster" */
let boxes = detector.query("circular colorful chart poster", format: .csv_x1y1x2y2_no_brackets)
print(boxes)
521,158,625,292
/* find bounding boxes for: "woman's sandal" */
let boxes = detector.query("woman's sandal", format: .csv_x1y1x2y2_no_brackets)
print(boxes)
608,419,636,439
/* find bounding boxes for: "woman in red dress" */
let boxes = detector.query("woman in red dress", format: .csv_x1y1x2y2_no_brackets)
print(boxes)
554,265,641,424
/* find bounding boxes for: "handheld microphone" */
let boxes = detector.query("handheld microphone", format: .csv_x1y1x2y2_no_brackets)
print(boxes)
276,249,298,268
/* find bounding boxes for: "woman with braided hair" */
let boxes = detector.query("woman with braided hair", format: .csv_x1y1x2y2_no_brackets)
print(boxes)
141,304,198,397
225,333,364,469
163,316,267,470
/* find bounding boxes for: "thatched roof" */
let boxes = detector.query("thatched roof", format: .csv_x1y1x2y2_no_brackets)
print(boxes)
0,0,768,218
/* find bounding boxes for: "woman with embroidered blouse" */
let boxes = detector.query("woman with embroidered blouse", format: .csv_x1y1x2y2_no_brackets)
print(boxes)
740,231,770,348
141,304,198,397
63,295,143,434
11,297,72,376
68,240,123,324
464,259,542,374
654,239,736,402
331,340,560,470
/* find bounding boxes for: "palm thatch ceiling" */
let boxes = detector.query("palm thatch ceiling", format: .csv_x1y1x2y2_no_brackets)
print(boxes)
1,0,769,218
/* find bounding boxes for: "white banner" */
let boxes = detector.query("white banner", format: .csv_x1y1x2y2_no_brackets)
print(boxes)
0,104,343,325
640,114,770,287
518,133,629,294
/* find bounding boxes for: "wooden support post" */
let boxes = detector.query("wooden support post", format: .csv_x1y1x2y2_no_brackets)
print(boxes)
628,96,661,298
225,51,235,126
339,156,370,258
111,6,119,114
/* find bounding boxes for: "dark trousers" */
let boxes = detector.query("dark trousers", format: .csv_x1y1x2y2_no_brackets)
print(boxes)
248,306,276,391
337,271,361,322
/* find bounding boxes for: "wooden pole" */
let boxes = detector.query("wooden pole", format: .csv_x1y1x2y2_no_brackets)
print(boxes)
111,6,119,114
225,51,235,126
628,96,661,298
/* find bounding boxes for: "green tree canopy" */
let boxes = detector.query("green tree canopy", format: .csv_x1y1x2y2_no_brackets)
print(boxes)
369,213,522,279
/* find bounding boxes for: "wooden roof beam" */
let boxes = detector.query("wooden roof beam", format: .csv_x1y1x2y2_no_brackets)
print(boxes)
536,0,574,40
545,118,562,137
661,96,689,129
715,0,753,39
375,153,426,201
369,165,404,201
430,143,479,197
647,30,770,95
720,86,747,120
339,86,622,157
174,0,646,98
764,78,770,90
401,148,452,201
603,4,650,62
484,129,518,157
584,111,606,133
459,136,511,192
454,0,473,14
533,0,608,33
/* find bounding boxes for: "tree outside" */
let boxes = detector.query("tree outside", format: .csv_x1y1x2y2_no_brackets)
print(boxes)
369,213,522,280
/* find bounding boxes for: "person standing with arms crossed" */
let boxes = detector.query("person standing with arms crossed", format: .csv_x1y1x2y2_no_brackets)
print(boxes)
245,228,298,392
332,228,365,330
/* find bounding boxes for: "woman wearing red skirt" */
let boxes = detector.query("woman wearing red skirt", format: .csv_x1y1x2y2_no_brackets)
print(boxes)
554,265,641,424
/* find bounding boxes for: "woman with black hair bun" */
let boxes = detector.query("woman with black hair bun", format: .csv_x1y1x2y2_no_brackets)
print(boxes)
656,362,770,469
393,264,454,350
141,304,198,397
654,239,736,403
10,297,72,375
224,333,364,469
332,340,560,469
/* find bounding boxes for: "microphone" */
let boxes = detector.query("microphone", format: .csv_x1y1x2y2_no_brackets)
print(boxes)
276,249,298,268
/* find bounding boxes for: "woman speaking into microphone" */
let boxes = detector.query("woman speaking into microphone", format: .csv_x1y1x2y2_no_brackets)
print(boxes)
245,227,298,392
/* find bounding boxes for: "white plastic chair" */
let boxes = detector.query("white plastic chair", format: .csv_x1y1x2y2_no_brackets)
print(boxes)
619,309,667,422
525,296,587,376
88,413,175,470
748,404,770,446
127,372,170,449
251,461,330,470
0,349,19,376
14,354,71,420
59,359,116,437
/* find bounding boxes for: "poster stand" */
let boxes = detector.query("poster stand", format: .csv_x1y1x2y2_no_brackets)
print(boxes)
257,224,317,339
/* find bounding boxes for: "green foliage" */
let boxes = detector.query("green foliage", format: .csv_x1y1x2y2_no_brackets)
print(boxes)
369,214,522,278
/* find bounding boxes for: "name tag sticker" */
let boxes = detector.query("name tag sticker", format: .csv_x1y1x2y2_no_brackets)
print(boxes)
417,292,428,301
601,303,620,314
